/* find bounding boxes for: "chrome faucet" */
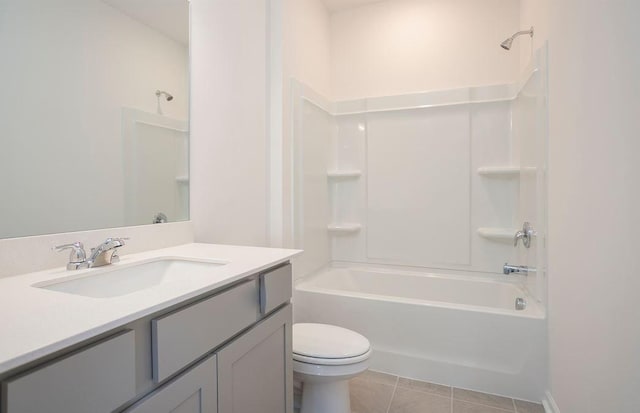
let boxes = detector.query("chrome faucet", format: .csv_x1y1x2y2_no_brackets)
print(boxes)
513,222,536,248
55,238,128,270
87,238,127,267
503,263,535,275
55,242,88,270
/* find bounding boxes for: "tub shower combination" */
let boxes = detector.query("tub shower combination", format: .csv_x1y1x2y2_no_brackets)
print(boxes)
292,44,549,402
294,266,546,401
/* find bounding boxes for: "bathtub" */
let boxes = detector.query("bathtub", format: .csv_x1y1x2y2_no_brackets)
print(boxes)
293,265,546,401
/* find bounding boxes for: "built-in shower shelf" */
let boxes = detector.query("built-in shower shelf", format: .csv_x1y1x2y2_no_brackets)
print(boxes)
327,170,362,179
477,166,538,176
328,223,362,233
477,227,517,242
477,166,520,176
176,176,189,184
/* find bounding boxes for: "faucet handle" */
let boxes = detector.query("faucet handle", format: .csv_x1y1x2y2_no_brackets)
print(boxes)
90,237,128,255
94,237,129,249
514,222,537,248
111,237,129,249
513,230,526,247
54,242,87,264
107,237,129,244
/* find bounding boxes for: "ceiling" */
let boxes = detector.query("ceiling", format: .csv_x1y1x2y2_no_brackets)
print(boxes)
322,0,386,12
101,0,189,45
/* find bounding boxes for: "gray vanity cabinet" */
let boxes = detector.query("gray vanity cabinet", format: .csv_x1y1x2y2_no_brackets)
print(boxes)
128,303,292,413
2,330,136,413
0,262,293,413
218,304,292,413
124,356,217,413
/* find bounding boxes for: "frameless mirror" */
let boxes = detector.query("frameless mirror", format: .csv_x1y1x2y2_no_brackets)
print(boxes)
0,0,190,239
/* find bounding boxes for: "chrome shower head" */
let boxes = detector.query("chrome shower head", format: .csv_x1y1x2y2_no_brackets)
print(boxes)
155,90,174,101
500,27,534,51
500,38,514,50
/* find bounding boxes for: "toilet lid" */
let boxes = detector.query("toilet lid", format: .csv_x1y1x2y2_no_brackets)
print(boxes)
293,323,370,359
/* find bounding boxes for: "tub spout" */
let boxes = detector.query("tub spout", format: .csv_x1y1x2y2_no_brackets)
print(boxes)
503,263,535,275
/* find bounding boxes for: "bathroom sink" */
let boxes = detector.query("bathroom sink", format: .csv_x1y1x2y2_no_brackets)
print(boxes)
34,258,228,298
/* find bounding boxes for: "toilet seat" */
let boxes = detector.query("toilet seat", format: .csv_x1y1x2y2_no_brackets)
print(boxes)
293,323,371,366
293,348,372,365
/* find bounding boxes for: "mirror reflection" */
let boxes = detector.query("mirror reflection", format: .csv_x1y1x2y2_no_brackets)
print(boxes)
0,0,190,239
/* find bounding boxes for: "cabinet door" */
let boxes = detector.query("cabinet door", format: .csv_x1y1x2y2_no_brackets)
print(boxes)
125,356,217,413
218,304,292,413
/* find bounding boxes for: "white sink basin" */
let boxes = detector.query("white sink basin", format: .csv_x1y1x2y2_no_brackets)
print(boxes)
34,258,228,298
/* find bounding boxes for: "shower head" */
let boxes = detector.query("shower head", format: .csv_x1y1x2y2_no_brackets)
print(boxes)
156,90,174,101
500,27,534,50
500,38,514,50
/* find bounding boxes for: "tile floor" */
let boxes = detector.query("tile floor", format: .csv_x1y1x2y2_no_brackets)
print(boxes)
348,370,545,413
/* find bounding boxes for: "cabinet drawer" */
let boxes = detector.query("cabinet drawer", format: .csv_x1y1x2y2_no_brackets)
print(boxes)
152,280,259,382
2,330,135,413
259,264,292,315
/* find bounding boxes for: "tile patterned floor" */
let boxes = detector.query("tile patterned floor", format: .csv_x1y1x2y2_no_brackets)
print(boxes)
348,370,545,413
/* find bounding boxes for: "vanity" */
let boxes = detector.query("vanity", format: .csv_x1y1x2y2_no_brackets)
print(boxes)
0,243,300,413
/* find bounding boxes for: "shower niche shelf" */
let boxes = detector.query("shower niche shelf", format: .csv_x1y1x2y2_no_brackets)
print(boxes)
477,166,520,176
477,166,537,177
327,170,362,179
328,223,361,234
477,227,518,242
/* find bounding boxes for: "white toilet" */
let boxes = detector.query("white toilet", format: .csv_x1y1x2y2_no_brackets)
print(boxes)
293,323,372,413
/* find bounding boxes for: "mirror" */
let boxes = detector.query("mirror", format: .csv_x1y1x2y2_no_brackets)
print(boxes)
0,0,190,239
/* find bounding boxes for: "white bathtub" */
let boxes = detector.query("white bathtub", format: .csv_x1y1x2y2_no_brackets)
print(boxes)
293,266,546,401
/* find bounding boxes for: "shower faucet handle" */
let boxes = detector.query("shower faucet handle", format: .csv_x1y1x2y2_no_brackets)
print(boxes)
513,222,536,248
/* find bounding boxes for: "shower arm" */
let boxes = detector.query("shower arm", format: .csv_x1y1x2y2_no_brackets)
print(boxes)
509,27,534,41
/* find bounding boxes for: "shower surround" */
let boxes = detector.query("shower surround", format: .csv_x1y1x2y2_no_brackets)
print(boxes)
292,47,548,399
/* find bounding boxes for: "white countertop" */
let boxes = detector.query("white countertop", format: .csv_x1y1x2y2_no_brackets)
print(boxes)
0,243,301,375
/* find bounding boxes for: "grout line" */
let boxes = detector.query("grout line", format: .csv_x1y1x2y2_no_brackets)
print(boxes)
384,376,399,413
513,398,518,412
452,399,515,413
452,389,517,412
451,385,454,413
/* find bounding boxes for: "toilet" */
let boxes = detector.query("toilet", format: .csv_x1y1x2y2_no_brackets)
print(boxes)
293,323,372,413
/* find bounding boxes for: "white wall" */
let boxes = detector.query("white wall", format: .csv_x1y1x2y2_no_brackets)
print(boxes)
519,0,549,70
547,1,640,411
330,0,521,100
190,0,269,246
283,0,332,98
0,0,188,239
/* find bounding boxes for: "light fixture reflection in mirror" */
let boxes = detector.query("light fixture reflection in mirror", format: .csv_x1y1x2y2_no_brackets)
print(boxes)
0,0,190,239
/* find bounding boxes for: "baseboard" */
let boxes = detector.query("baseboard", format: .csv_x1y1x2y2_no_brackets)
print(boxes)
543,391,561,413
